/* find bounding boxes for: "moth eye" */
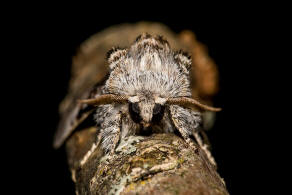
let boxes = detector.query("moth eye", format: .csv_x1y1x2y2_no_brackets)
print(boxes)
129,103,142,123
153,104,161,115
152,104,165,124
131,103,140,113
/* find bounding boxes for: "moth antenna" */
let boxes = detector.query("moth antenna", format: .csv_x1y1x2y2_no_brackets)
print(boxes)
166,97,221,112
78,94,129,106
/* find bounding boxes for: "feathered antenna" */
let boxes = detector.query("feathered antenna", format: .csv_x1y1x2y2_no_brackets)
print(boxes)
166,97,221,112
78,94,129,106
79,95,221,112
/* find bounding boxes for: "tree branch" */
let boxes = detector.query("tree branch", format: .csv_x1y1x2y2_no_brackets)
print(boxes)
66,128,228,195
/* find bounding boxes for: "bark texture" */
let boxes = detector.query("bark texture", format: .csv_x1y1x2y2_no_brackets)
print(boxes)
62,22,228,194
67,129,228,195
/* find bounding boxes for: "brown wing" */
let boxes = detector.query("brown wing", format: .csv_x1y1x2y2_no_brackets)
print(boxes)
53,83,104,148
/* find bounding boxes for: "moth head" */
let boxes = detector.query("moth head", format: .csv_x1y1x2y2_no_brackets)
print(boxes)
128,95,166,127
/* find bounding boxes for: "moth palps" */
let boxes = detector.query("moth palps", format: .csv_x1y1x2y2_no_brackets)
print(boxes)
53,33,221,165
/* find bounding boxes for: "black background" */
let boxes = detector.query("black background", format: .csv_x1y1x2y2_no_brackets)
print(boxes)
5,5,279,195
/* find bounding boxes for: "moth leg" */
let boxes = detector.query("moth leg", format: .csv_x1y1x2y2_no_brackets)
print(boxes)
110,119,121,154
80,133,101,167
199,128,212,149
193,131,217,166
170,105,216,165
169,105,200,152
100,112,122,154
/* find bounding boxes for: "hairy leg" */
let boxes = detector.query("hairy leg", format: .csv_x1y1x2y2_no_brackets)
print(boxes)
169,105,216,165
193,131,216,166
169,105,201,151
100,112,122,154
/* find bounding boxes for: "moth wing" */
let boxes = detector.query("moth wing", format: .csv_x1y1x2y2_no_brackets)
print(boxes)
53,83,104,149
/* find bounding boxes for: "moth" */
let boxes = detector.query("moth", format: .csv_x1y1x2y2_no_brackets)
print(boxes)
53,33,221,165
